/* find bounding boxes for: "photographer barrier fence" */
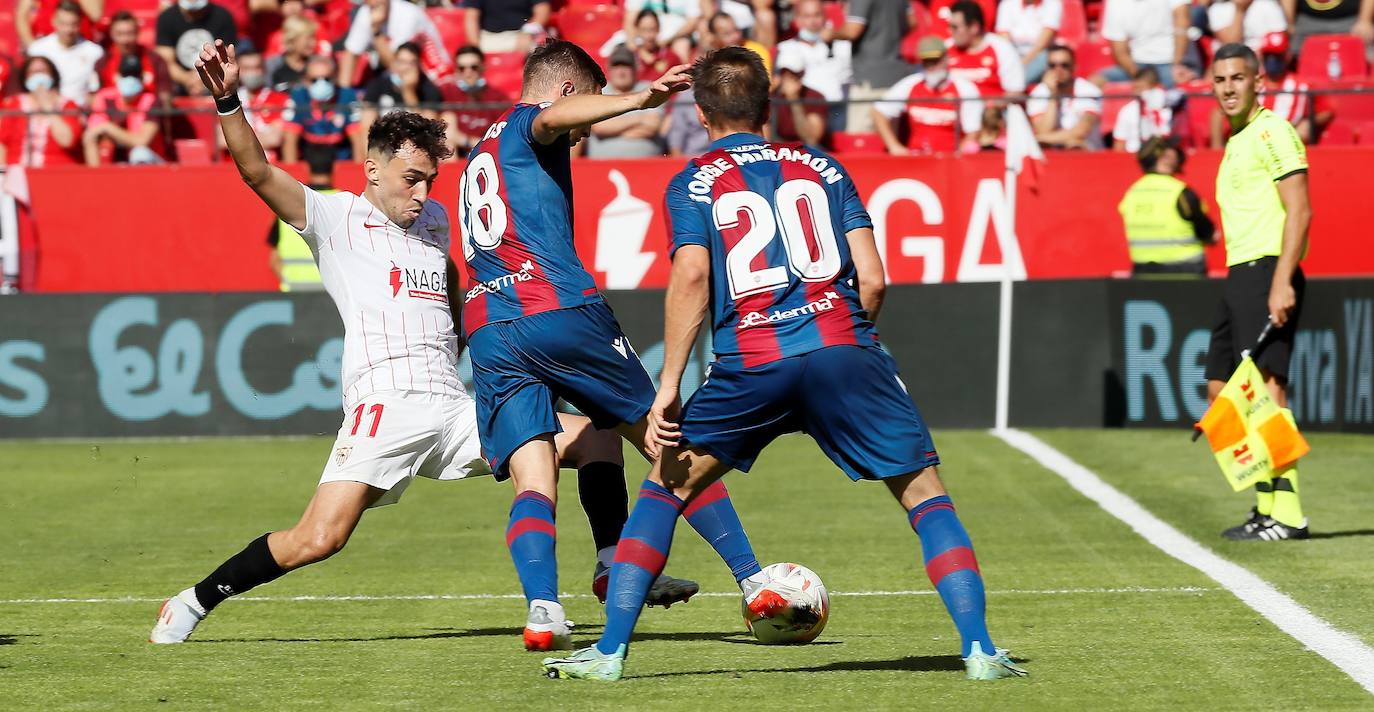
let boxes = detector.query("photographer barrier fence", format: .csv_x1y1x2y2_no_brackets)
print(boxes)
2,279,1370,438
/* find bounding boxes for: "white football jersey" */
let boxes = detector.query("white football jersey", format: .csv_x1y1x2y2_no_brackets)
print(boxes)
298,185,465,407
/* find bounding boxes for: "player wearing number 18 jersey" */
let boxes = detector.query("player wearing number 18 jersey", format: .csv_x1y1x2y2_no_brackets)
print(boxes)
544,47,1025,682
458,40,765,651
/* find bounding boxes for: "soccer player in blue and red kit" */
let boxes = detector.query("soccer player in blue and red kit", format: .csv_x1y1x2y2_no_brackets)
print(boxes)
544,47,1027,681
457,40,765,651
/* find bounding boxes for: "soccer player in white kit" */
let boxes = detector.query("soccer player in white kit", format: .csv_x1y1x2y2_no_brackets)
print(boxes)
150,41,695,644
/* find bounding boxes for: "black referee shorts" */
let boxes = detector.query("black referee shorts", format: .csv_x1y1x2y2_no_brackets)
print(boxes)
1204,256,1305,383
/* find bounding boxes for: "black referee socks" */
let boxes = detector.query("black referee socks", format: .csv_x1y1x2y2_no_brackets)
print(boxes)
577,462,630,553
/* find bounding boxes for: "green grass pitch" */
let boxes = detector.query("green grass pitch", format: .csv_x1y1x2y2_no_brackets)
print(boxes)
3,430,1372,710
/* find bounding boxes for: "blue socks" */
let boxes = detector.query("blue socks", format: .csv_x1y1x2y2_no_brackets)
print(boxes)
908,495,994,658
682,480,762,582
507,490,558,605
597,481,684,655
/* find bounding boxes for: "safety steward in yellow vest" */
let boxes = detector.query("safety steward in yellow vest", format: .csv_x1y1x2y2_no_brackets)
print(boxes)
1118,137,1216,276
268,187,329,292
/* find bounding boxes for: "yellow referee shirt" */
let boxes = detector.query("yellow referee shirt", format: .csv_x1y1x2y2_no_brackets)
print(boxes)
1215,107,1308,266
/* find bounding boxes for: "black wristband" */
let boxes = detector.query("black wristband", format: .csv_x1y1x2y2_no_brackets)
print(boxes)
215,93,243,115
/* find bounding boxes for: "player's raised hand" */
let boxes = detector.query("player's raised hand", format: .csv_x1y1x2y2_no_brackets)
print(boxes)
640,64,693,110
195,40,239,100
645,388,683,458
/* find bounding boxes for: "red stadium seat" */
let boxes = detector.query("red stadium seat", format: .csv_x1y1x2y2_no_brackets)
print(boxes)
130,8,158,48
1179,79,1215,148
427,7,468,54
1320,119,1357,145
900,28,923,64
170,96,219,151
485,51,526,98
1319,77,1374,122
1058,0,1087,49
831,132,887,155
1297,34,1369,80
174,139,214,165
1355,120,1374,144
556,5,624,56
0,7,16,61
1075,39,1117,78
1098,81,1134,134
105,0,161,12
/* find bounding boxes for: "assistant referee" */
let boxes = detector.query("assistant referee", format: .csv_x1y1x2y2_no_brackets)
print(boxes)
1206,43,1311,542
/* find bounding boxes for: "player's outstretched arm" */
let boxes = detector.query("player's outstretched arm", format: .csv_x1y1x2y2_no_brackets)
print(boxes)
846,226,886,323
531,65,692,145
196,40,307,231
646,244,710,456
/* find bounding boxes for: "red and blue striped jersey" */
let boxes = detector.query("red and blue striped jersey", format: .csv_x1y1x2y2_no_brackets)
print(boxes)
665,133,878,369
457,103,602,337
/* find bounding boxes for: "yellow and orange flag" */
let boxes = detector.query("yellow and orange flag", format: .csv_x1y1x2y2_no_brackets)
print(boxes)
1195,357,1310,491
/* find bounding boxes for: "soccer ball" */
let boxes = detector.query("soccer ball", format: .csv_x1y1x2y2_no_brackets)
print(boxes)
741,562,830,644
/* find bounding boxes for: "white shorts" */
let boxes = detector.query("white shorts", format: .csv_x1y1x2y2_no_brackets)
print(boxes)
319,390,492,508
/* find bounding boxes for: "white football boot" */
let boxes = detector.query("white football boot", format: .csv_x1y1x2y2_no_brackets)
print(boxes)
523,600,573,652
149,588,207,644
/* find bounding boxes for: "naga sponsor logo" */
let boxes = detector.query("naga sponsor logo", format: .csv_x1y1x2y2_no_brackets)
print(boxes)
738,291,841,330
389,261,448,303
465,260,536,302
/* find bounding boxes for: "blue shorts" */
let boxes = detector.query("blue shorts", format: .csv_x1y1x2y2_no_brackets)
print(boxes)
468,302,654,476
680,345,940,480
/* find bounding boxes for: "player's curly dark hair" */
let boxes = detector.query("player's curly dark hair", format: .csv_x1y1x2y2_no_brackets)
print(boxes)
367,110,452,165
691,47,770,131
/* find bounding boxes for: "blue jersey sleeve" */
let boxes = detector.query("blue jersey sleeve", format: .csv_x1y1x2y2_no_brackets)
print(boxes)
839,168,873,234
665,172,711,257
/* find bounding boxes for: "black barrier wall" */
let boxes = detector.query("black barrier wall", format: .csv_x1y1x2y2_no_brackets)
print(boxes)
2,280,1371,437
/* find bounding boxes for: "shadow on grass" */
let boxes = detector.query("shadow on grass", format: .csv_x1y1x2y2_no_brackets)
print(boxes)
631,654,987,679
1306,529,1374,540
0,634,20,645
194,628,765,645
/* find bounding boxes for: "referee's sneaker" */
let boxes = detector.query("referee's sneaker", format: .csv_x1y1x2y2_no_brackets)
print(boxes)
1205,43,1312,542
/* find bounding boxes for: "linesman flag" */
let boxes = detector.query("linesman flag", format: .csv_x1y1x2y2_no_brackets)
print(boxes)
1195,356,1310,491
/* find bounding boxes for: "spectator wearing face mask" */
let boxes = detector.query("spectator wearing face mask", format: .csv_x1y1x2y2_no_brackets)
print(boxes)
775,0,853,130
0,56,84,167
15,0,101,52
84,53,165,166
282,54,363,187
361,41,444,137
231,48,290,159
440,45,511,156
156,0,239,96
26,1,104,106
872,37,984,155
268,15,326,91
340,0,450,89
97,11,174,104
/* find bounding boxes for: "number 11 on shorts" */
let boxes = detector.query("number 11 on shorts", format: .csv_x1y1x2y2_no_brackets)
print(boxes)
350,403,385,437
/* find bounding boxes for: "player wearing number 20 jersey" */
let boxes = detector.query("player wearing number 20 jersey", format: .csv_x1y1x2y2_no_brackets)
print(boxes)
665,136,878,369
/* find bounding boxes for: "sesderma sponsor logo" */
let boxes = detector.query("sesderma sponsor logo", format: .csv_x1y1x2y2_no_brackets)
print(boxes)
738,292,840,330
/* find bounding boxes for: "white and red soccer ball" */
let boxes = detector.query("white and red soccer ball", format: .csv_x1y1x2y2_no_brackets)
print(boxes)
741,562,830,644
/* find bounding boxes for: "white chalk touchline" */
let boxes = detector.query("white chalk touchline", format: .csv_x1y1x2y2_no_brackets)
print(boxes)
995,428,1374,696
0,586,1213,605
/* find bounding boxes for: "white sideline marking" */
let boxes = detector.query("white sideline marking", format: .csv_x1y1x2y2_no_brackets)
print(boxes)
0,586,1213,605
996,428,1374,695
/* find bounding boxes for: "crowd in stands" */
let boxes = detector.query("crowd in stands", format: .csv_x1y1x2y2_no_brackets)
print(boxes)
0,0,1372,168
